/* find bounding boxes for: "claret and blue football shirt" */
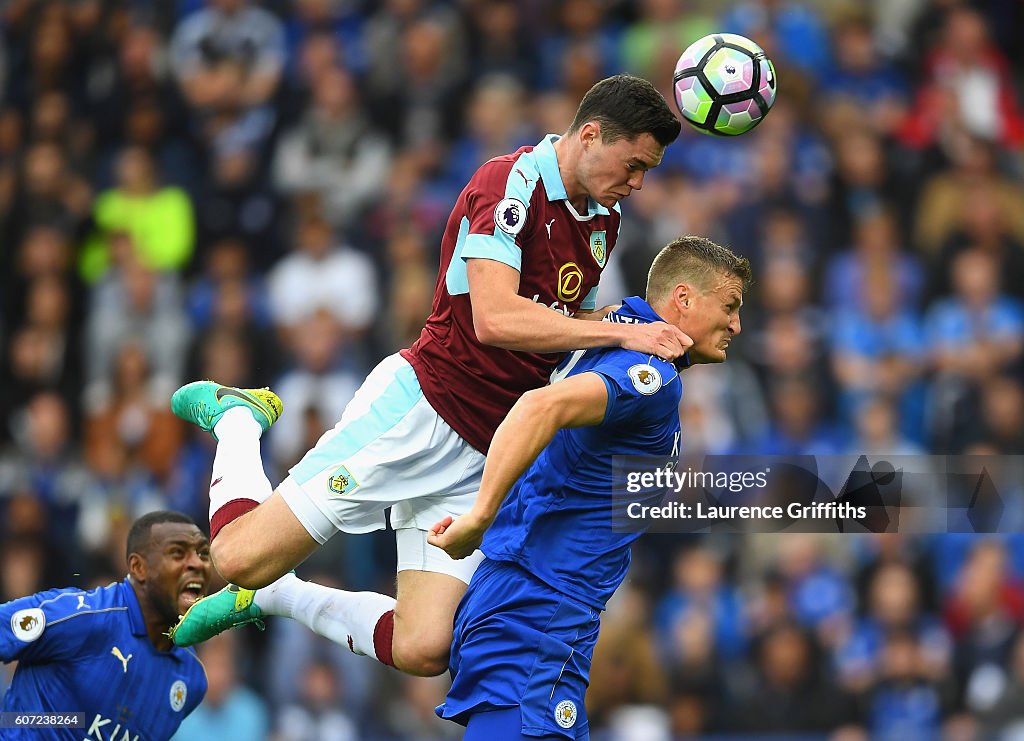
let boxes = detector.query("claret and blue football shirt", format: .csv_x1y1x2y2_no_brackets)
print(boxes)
403,134,622,453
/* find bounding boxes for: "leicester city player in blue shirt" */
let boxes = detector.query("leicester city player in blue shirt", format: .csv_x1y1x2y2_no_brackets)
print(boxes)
428,236,751,741
1,511,211,740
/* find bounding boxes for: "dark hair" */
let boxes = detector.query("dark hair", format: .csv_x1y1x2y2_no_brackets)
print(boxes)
646,235,753,302
126,511,199,563
567,74,681,147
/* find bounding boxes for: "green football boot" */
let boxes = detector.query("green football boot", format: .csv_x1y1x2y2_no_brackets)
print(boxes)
169,584,265,647
171,381,283,439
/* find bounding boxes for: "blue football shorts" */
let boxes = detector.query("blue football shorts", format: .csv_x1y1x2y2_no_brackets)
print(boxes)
436,558,600,740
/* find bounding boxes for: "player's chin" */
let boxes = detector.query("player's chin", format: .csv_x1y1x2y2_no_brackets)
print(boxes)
707,346,729,363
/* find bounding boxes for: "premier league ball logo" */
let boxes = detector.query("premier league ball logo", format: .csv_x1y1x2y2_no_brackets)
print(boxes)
494,197,527,236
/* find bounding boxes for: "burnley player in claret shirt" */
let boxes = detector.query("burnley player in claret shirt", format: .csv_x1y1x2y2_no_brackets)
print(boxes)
167,75,685,682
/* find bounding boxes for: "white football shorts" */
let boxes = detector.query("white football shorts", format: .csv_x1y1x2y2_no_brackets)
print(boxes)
278,353,486,583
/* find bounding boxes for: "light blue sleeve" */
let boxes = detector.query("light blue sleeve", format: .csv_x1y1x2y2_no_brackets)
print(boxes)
462,232,522,272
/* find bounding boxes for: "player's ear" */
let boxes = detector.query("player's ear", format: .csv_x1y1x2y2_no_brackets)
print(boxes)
675,283,692,310
580,121,599,148
127,551,147,582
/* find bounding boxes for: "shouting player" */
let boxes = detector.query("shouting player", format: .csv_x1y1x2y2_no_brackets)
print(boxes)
1,512,211,740
169,75,684,675
431,236,751,740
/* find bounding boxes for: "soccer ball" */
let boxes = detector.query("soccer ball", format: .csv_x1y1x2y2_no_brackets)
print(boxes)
673,33,777,136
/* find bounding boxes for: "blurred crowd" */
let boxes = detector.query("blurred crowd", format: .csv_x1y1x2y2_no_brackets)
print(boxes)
2,0,1024,739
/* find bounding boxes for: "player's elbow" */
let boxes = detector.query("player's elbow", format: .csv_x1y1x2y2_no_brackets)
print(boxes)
473,311,512,347
515,388,564,427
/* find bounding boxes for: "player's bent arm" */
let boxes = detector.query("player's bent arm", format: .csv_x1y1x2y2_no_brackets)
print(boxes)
468,259,689,359
428,373,608,558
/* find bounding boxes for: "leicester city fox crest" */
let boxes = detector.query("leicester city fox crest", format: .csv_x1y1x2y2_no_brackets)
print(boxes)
554,699,578,728
590,231,607,268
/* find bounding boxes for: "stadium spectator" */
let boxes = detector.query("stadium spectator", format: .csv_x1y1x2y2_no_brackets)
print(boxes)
0,391,96,564
924,248,1024,450
88,23,194,186
365,13,466,157
976,375,1024,453
978,631,1024,735
444,74,533,191
824,207,924,313
274,658,358,741
823,8,910,137
272,65,391,232
380,224,436,351
589,583,669,728
169,0,286,116
914,134,1024,258
835,561,951,693
676,359,770,454
1,274,83,437
931,181,1024,302
7,141,92,250
733,622,857,733
847,395,927,457
84,340,185,483
719,0,831,82
620,0,713,82
265,210,379,348
81,145,196,283
84,254,191,405
464,0,537,88
266,310,362,474
829,267,927,440
859,629,954,739
900,4,1024,151
654,547,747,661
535,0,614,93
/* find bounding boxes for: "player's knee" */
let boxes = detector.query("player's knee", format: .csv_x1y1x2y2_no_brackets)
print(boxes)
209,537,251,585
391,634,450,677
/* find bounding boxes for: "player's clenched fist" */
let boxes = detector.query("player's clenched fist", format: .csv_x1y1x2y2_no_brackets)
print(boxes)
619,321,693,361
428,513,491,560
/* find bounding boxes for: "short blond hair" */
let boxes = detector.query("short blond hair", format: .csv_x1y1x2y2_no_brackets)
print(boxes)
645,235,752,303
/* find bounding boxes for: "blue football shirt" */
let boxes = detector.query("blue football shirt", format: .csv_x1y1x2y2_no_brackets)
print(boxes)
482,296,684,611
1,579,206,740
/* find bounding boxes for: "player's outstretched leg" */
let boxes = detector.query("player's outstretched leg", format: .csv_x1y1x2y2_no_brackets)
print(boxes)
171,531,473,677
168,379,316,647
171,380,282,540
171,572,396,656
